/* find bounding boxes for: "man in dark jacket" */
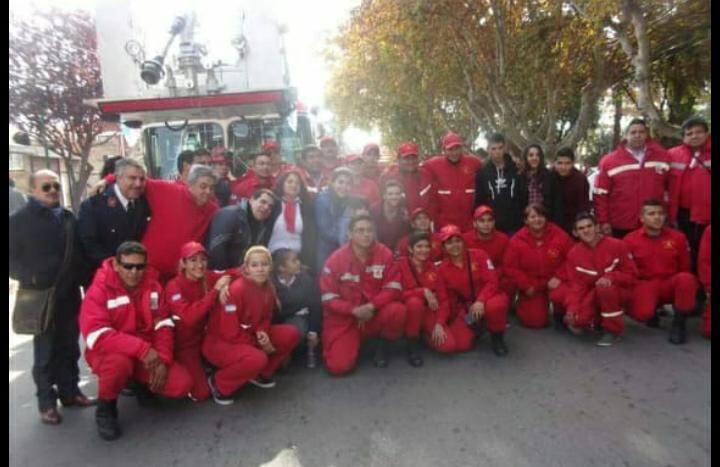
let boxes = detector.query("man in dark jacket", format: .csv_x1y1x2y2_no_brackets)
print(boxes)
474,133,527,235
78,158,151,276
9,169,95,426
205,188,276,269
545,147,591,234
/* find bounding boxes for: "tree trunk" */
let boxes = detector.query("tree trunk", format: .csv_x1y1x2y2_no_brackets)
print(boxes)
613,86,623,148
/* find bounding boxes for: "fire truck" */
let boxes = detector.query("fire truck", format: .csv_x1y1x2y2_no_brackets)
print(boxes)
89,2,314,179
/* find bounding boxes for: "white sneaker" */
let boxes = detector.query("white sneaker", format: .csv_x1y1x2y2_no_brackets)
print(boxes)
249,377,276,389
207,376,234,405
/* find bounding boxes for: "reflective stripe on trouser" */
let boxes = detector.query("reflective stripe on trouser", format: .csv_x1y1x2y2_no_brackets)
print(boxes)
322,302,406,376
175,347,210,401
572,285,631,336
89,353,192,400
629,274,699,322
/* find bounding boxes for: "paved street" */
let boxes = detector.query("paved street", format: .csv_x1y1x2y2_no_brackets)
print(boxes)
9,286,711,467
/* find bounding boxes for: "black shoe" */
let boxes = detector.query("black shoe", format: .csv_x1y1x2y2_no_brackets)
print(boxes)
373,340,390,368
95,399,121,441
669,313,687,345
490,333,508,357
553,312,567,331
60,392,96,408
135,385,159,407
646,314,660,328
406,338,423,368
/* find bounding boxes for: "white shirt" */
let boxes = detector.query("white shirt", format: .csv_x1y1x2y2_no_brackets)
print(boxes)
627,145,647,165
113,184,131,211
268,200,303,253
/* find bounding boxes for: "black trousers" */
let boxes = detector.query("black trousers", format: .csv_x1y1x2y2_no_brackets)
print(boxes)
677,208,708,272
32,288,81,412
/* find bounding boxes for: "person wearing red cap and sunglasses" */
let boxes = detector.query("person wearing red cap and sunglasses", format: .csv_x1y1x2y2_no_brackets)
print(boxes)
503,204,574,329
395,207,444,263
423,132,482,231
80,242,193,440
164,242,241,401
379,142,432,214
437,225,510,356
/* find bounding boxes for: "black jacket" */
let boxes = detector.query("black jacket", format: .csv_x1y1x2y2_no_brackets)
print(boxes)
204,200,273,270
272,271,322,334
214,178,232,207
269,197,319,275
9,197,85,294
474,154,528,234
77,184,151,273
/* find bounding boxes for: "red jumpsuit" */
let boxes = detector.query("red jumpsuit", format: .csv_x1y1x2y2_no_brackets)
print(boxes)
164,268,241,401
379,164,432,213
503,224,574,328
319,243,406,375
397,257,455,353
594,140,673,232
80,259,192,401
624,227,698,321
229,171,275,204
564,236,638,335
698,226,711,338
668,138,711,225
423,154,482,231
141,178,219,282
462,230,511,293
202,277,299,396
438,249,509,352
395,232,444,263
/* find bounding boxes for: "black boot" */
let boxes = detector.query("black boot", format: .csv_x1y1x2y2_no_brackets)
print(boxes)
646,314,660,328
406,338,423,368
491,332,508,357
135,384,159,407
669,312,687,345
96,399,121,441
553,312,566,331
372,339,390,368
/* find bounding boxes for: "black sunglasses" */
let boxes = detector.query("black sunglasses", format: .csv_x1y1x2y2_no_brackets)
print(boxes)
119,262,147,271
41,182,61,193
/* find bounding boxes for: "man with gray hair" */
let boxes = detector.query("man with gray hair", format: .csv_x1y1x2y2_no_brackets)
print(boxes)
10,169,95,425
78,158,152,273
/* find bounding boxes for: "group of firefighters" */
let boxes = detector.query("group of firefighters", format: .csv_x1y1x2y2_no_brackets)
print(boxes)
8,115,711,442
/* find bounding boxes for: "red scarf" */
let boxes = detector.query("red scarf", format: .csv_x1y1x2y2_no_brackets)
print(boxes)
284,199,297,234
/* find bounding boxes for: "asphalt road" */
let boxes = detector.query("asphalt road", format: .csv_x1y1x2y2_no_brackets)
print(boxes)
9,287,711,467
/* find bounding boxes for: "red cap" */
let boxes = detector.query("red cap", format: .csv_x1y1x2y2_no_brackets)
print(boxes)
210,146,228,163
398,142,419,158
262,141,280,152
442,132,464,150
362,143,380,156
180,242,207,259
410,207,431,220
345,153,362,164
319,136,337,146
473,205,495,219
438,224,463,243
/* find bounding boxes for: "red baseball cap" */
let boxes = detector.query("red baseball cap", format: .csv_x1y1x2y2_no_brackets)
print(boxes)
262,141,280,152
398,142,419,158
410,207,431,220
180,242,207,259
442,132,464,150
438,224,463,243
473,205,495,219
345,153,362,164
362,143,380,156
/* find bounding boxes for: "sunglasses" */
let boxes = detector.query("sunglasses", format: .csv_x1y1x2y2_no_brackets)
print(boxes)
119,262,147,271
41,182,61,193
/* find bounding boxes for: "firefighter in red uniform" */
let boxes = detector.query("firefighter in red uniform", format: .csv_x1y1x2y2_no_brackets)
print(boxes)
80,242,192,441
230,152,276,204
424,132,482,231
668,117,711,267
564,214,638,346
437,225,509,356
164,242,240,401
697,225,711,338
462,206,510,281
202,246,299,404
593,118,673,238
624,199,699,344
395,207,444,262
398,231,455,356
319,215,407,374
379,142,432,213
503,204,574,328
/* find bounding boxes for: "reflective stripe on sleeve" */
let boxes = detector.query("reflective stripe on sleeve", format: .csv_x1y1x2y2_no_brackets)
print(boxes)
670,162,688,170
154,318,175,330
437,190,451,195
575,266,599,276
383,281,402,290
604,258,620,273
86,327,113,350
593,187,609,195
321,293,339,302
601,310,624,318
607,163,640,177
419,184,432,197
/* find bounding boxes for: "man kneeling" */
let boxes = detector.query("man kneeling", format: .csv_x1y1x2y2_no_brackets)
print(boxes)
80,242,192,441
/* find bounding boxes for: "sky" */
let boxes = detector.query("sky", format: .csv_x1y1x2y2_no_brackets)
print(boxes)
9,0,380,151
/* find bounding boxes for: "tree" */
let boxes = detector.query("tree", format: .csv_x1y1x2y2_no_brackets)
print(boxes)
9,8,113,213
